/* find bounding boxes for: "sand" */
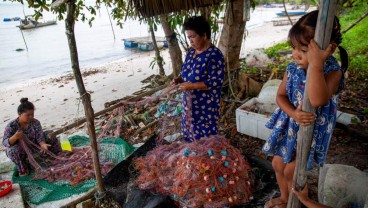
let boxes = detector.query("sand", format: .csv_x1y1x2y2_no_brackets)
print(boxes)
0,21,292,134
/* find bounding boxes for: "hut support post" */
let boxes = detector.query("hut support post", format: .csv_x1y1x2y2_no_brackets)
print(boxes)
287,1,337,207
65,0,105,196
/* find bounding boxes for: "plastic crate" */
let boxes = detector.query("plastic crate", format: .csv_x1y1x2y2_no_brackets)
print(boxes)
236,98,278,140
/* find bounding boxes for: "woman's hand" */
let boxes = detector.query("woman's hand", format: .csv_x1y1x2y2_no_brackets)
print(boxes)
292,185,309,203
172,76,183,85
179,82,193,91
40,141,51,153
14,130,24,141
292,102,316,126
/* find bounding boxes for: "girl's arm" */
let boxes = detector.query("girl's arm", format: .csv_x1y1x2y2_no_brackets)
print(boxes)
307,40,342,107
277,72,316,126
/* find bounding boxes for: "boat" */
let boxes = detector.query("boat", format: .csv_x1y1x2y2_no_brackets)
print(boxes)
276,11,307,17
3,17,21,22
17,16,57,30
138,42,154,51
263,3,276,8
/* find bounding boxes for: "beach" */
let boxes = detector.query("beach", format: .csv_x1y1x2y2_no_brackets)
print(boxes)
0,20,292,133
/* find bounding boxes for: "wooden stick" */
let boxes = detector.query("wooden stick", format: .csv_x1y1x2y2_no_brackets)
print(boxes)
132,120,158,136
60,187,96,208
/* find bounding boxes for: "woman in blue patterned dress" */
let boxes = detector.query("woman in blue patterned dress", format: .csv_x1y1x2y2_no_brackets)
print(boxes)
173,16,225,142
262,11,348,208
3,98,61,176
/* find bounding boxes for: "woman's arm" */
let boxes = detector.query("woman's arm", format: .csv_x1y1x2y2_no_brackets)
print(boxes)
293,186,331,208
277,72,316,126
3,122,23,147
7,130,23,145
179,82,208,91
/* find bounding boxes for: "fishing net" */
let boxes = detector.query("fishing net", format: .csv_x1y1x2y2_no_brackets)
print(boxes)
134,135,254,208
96,84,183,143
12,135,135,204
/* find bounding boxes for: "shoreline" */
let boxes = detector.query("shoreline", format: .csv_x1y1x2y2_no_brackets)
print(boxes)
0,21,292,133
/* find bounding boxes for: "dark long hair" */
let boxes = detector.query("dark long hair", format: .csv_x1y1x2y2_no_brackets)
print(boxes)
17,98,34,114
289,10,348,72
183,16,211,39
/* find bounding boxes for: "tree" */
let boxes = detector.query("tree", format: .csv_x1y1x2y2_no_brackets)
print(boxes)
160,14,183,76
218,0,247,71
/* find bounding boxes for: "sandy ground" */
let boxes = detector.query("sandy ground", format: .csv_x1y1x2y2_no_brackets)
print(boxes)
0,21,292,137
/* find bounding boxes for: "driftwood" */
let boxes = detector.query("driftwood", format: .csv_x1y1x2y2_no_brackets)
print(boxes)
49,83,169,138
104,83,168,108
237,73,263,99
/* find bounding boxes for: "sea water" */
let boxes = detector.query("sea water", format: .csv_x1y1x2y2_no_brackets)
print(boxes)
0,1,279,90
0,1,165,90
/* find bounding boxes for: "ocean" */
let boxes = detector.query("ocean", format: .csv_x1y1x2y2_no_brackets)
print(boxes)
0,1,278,89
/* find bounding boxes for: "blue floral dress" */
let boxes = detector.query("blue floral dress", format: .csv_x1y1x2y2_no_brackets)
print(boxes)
3,118,61,174
262,56,344,170
180,45,225,142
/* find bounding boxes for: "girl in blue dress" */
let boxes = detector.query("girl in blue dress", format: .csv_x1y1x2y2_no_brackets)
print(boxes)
173,16,225,142
262,11,348,208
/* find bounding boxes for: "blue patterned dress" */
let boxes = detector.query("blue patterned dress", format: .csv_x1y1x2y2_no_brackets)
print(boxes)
181,45,225,142
3,118,61,174
262,56,344,170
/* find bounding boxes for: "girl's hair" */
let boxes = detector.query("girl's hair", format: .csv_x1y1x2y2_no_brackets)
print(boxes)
289,10,348,72
183,16,211,39
18,98,35,114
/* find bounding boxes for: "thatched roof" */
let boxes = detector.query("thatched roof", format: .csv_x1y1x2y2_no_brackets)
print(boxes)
128,0,223,17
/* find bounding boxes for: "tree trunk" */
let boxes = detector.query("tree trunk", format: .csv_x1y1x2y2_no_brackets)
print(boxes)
287,1,337,207
200,6,212,20
218,0,246,71
283,0,294,26
160,15,183,76
65,1,105,195
149,23,165,76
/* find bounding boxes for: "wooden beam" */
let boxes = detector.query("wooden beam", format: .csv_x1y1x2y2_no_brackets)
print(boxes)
287,1,337,207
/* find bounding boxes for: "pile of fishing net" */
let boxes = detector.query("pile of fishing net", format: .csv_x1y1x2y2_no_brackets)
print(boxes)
18,135,130,186
134,135,254,207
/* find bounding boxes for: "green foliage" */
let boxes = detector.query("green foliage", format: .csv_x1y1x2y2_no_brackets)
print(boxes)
149,54,165,70
8,0,127,28
338,1,368,78
240,60,258,73
264,41,291,75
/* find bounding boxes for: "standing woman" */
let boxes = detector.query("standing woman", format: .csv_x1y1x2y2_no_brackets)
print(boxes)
174,16,225,142
3,98,61,176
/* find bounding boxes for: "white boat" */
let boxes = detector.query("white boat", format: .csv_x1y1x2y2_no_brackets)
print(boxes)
17,16,57,30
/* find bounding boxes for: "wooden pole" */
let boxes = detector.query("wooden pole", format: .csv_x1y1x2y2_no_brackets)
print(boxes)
149,19,165,76
65,0,105,196
287,1,337,207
